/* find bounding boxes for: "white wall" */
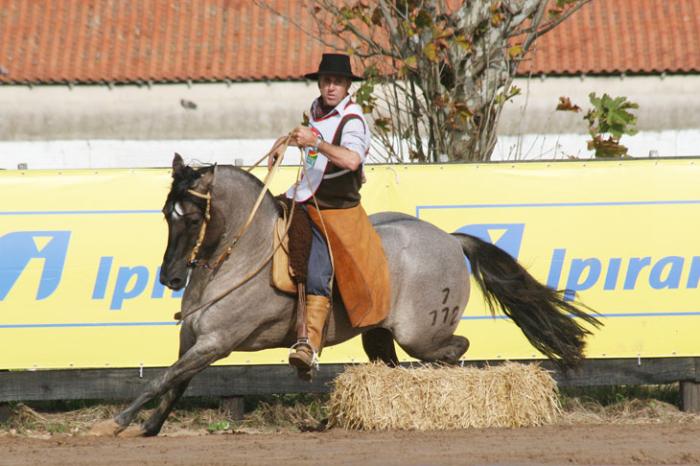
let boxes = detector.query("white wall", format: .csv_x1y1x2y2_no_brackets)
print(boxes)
2,128,697,170
1,75,698,169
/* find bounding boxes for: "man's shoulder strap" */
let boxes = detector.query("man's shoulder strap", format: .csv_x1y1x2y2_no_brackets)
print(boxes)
332,113,365,146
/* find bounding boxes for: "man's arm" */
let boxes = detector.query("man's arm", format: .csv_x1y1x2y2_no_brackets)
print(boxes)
291,126,362,171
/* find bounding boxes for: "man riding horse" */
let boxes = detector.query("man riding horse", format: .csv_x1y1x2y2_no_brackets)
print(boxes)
269,53,390,378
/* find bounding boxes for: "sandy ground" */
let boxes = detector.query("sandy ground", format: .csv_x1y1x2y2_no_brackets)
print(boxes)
0,423,699,466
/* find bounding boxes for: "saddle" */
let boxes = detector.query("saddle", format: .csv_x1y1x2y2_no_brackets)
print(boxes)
272,196,312,294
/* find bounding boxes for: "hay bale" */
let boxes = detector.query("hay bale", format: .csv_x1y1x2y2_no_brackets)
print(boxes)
328,362,561,430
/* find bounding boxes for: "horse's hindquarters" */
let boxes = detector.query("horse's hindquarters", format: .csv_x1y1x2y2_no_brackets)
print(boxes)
370,213,470,362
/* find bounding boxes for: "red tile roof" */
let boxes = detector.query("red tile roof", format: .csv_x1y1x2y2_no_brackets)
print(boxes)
0,0,698,84
520,0,700,75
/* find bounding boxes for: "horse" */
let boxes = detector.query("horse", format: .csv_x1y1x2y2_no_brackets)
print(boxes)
90,154,600,437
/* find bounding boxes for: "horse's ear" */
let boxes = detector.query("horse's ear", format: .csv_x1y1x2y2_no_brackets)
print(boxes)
172,153,184,178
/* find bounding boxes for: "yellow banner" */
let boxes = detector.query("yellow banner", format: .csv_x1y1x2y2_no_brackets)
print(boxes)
1,160,699,369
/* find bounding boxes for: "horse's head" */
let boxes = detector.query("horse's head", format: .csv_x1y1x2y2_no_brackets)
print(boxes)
160,153,218,290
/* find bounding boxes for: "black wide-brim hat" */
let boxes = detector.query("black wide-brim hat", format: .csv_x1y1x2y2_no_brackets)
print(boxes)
304,53,363,81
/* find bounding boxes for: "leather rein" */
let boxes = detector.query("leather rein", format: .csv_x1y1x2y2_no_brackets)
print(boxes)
186,134,292,270
176,134,303,320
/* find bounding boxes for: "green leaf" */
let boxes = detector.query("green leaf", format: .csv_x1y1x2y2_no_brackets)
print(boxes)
371,6,383,26
453,101,472,121
414,9,432,29
402,19,417,37
354,80,377,113
207,421,230,433
508,45,523,59
339,6,354,20
454,34,472,52
423,42,438,62
490,2,504,27
374,117,392,133
362,64,379,79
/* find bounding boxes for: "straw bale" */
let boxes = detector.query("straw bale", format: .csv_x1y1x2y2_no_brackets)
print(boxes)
328,362,561,430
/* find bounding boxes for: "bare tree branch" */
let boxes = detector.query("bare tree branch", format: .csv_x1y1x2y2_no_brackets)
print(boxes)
521,0,549,53
253,0,338,51
535,0,590,38
287,0,583,162
516,0,591,41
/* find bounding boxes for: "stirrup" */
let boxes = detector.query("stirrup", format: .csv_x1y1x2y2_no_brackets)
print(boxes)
288,340,319,370
289,338,311,351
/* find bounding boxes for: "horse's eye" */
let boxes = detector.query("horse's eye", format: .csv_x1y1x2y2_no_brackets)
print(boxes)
172,202,185,218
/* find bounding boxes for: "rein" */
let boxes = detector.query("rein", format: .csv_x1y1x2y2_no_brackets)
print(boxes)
177,134,304,321
185,135,292,269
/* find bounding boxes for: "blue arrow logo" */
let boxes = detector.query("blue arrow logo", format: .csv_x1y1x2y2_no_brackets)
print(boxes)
455,223,525,259
0,231,71,300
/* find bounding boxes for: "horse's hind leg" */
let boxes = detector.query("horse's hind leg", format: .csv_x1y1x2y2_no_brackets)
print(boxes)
400,335,470,365
141,380,191,436
427,335,469,365
361,328,399,367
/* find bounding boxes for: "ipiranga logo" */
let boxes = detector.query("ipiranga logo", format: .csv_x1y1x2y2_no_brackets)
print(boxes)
457,222,700,302
455,223,525,259
0,231,71,300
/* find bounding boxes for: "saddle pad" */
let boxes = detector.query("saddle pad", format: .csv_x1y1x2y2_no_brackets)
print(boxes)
307,204,392,327
272,218,296,294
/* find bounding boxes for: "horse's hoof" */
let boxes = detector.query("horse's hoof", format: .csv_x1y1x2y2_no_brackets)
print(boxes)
87,419,124,437
118,425,147,438
295,367,313,382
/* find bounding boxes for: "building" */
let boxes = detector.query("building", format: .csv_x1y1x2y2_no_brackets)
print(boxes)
0,0,698,168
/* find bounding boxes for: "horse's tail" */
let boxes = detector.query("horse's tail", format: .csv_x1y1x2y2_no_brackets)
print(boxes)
452,233,602,370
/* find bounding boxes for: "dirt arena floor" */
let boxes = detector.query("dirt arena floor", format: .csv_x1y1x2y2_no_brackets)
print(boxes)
1,422,699,466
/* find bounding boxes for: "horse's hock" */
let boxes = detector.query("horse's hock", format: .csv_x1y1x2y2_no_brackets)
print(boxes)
328,362,561,430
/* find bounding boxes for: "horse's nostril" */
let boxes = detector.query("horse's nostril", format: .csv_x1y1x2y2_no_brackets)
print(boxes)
170,277,183,289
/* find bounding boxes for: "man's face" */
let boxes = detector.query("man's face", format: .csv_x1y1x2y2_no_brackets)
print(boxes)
318,74,351,108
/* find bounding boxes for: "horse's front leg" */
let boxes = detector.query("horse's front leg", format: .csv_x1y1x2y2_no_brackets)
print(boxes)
89,335,227,436
117,328,197,438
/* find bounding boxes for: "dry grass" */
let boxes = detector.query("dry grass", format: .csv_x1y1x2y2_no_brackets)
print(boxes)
2,403,122,437
1,367,698,437
239,396,327,432
0,396,328,437
328,362,561,430
561,397,700,425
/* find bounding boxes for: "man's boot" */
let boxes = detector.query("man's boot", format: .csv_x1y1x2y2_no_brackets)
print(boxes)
289,295,330,373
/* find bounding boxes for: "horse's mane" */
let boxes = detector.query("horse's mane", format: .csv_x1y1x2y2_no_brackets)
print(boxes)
166,164,215,207
223,165,281,215
166,163,278,213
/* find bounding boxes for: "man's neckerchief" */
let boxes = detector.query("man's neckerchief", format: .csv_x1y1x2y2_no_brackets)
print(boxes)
312,98,338,120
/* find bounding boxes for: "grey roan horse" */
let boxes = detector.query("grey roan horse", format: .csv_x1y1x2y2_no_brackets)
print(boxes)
91,154,600,437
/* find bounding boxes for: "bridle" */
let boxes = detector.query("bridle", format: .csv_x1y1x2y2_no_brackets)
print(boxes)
185,188,212,268
182,135,292,271
173,133,335,322
172,135,297,322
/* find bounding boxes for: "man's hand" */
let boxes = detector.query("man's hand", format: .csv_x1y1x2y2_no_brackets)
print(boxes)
290,126,361,171
291,126,318,148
